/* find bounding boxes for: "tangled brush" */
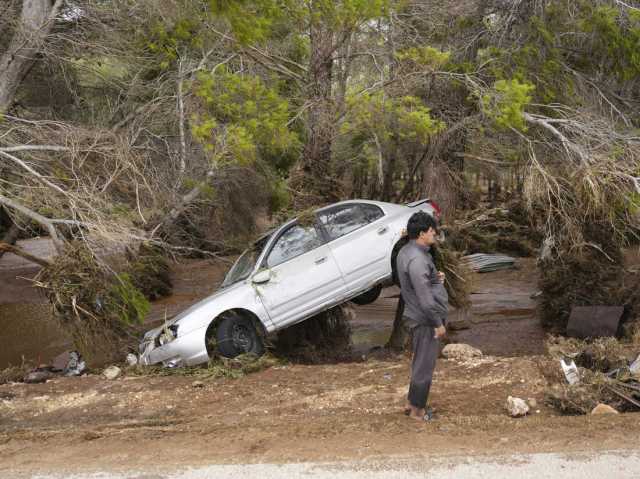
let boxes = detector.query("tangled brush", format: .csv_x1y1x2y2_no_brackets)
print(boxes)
35,243,149,364
273,305,353,363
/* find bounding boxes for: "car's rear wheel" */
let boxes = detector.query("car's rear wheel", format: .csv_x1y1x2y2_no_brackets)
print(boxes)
351,285,382,305
216,314,265,358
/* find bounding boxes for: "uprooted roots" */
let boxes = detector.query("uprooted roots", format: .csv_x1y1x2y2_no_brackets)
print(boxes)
35,243,149,364
272,305,353,363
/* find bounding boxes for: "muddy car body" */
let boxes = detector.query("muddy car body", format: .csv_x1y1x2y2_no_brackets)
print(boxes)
139,199,440,367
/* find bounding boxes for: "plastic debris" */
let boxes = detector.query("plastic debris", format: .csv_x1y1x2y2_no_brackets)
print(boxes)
461,253,515,273
561,358,580,385
630,354,640,375
126,353,138,366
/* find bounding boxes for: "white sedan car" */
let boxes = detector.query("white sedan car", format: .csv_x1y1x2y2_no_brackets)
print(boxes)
139,198,441,366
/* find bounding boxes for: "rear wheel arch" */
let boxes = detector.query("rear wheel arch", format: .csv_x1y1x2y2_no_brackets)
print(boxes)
391,236,409,286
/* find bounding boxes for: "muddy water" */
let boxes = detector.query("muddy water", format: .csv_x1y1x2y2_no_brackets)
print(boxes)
0,304,71,368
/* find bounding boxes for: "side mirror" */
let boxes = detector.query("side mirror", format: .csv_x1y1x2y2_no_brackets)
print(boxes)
252,269,271,284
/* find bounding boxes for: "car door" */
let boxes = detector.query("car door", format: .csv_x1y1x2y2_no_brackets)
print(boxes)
318,203,391,294
253,223,347,329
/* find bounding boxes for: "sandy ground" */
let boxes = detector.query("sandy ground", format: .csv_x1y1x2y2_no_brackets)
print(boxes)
11,451,640,479
1,253,640,476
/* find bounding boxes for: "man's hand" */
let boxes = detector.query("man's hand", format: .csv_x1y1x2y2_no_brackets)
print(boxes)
437,271,445,283
434,325,446,339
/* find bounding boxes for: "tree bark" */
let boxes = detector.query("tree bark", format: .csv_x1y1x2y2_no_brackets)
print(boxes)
295,7,337,207
0,0,63,113
385,296,408,351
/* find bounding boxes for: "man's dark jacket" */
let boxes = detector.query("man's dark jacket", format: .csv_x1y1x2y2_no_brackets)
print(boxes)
396,241,448,328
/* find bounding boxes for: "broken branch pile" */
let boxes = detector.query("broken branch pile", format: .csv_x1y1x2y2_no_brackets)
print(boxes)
34,243,150,364
445,202,542,257
538,245,640,335
544,337,640,414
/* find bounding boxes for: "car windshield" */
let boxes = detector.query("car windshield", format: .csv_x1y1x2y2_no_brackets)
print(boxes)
220,234,271,288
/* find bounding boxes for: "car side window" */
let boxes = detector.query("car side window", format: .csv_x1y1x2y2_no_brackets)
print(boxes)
318,203,384,240
360,203,385,223
266,224,323,268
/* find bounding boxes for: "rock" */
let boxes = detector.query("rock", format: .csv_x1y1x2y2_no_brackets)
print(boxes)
192,381,205,388
442,343,483,360
527,398,538,408
506,396,529,418
448,320,471,331
102,366,121,380
23,370,53,384
591,403,619,415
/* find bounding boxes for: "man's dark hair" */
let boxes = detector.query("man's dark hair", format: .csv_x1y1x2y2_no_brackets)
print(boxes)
406,211,438,239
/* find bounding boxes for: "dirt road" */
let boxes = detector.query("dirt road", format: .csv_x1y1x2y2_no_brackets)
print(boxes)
2,257,640,477
11,451,640,479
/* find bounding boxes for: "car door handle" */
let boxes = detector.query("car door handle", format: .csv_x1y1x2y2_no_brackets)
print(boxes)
377,226,388,235
315,257,327,265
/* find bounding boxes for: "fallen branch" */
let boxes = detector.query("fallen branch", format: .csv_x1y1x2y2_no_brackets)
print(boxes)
0,242,51,267
0,194,65,251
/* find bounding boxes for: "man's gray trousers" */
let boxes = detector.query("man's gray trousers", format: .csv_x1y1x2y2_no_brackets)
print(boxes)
407,323,439,409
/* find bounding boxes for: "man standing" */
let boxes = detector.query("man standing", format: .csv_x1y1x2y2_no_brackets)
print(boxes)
396,211,448,422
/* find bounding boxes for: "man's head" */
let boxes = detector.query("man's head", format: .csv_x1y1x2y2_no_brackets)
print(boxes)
406,211,439,246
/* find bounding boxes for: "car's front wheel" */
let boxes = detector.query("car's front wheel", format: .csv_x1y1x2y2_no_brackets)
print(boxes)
351,285,382,305
216,314,265,358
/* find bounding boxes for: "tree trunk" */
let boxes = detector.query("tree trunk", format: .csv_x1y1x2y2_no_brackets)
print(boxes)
385,296,408,351
0,0,62,113
294,10,336,207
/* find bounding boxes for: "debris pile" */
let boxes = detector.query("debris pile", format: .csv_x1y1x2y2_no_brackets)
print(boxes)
273,305,353,363
544,337,640,414
127,353,281,379
537,221,640,336
127,244,172,300
35,243,150,364
445,203,542,257
433,245,472,310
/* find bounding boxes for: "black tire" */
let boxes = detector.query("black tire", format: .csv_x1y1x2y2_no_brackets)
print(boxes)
216,314,265,358
351,285,382,305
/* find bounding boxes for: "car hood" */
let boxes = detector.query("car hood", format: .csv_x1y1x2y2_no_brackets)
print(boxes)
143,281,246,339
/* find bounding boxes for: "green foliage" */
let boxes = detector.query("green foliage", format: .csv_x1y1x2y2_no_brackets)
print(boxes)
269,176,291,212
191,70,299,166
343,91,444,144
209,0,281,44
395,46,450,69
481,79,534,131
109,273,150,326
578,4,640,80
211,0,390,44
146,17,205,69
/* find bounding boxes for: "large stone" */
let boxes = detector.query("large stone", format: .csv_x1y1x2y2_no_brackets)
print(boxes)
591,403,619,415
442,343,483,360
506,396,529,418
102,366,121,380
23,370,53,384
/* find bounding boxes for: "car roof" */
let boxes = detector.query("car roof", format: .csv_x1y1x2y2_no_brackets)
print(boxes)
315,198,393,213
